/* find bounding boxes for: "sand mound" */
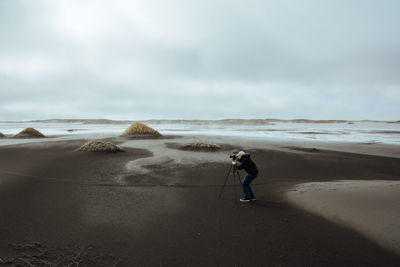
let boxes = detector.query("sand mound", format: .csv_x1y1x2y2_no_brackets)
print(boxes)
181,141,220,151
14,128,45,138
121,122,162,137
0,132,5,138
77,140,124,153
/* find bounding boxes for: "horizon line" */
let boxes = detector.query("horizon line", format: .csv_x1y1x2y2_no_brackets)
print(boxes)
1,118,399,123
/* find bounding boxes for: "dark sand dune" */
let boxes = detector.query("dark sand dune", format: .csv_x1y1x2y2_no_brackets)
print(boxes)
0,140,400,266
283,146,320,152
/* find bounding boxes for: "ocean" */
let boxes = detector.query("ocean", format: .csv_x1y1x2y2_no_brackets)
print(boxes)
0,119,399,145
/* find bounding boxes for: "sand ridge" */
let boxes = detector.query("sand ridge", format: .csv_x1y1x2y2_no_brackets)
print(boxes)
286,180,400,254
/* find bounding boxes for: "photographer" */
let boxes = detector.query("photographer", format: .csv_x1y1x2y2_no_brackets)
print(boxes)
232,151,259,202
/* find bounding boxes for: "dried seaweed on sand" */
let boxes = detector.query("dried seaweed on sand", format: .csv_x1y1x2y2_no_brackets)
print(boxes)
77,140,124,153
2,242,120,266
181,141,220,151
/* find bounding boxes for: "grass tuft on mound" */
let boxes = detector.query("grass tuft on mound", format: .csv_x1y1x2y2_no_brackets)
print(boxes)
181,141,220,151
14,128,45,138
77,140,124,153
121,122,162,137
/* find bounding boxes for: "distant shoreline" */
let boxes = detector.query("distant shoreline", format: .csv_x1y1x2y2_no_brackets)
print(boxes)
1,118,399,124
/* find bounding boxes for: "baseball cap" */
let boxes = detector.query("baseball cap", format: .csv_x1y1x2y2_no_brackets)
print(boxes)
236,151,245,157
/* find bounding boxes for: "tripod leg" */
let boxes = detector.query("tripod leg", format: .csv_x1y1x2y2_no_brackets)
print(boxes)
233,171,237,202
235,169,242,184
235,169,242,202
219,165,233,198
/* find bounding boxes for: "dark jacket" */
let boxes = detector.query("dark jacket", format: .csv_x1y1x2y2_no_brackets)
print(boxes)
236,154,258,175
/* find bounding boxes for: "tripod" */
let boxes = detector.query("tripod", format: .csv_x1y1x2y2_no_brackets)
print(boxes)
219,163,242,201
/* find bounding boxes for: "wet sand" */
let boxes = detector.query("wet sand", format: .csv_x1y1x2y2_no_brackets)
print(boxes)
0,138,400,266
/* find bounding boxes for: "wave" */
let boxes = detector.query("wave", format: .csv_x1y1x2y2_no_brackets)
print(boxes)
290,131,349,135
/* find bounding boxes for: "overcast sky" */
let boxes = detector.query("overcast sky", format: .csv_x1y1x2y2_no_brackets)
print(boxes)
0,0,399,120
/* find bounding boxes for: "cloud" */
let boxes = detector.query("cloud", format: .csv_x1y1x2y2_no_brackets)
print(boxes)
0,0,399,120
0,54,68,80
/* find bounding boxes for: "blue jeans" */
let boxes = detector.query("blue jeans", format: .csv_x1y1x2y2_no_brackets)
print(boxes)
242,173,258,199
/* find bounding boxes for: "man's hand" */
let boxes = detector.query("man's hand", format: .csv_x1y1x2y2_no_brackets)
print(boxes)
232,161,236,165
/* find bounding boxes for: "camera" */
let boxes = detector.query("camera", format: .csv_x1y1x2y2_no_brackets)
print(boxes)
229,154,237,160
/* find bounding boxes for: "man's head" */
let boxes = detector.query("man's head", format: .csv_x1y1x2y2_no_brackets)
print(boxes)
236,151,245,159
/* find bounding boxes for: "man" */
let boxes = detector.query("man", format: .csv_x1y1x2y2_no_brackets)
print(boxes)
232,151,259,202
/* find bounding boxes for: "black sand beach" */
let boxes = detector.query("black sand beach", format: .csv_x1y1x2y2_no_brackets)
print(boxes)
1,139,400,266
